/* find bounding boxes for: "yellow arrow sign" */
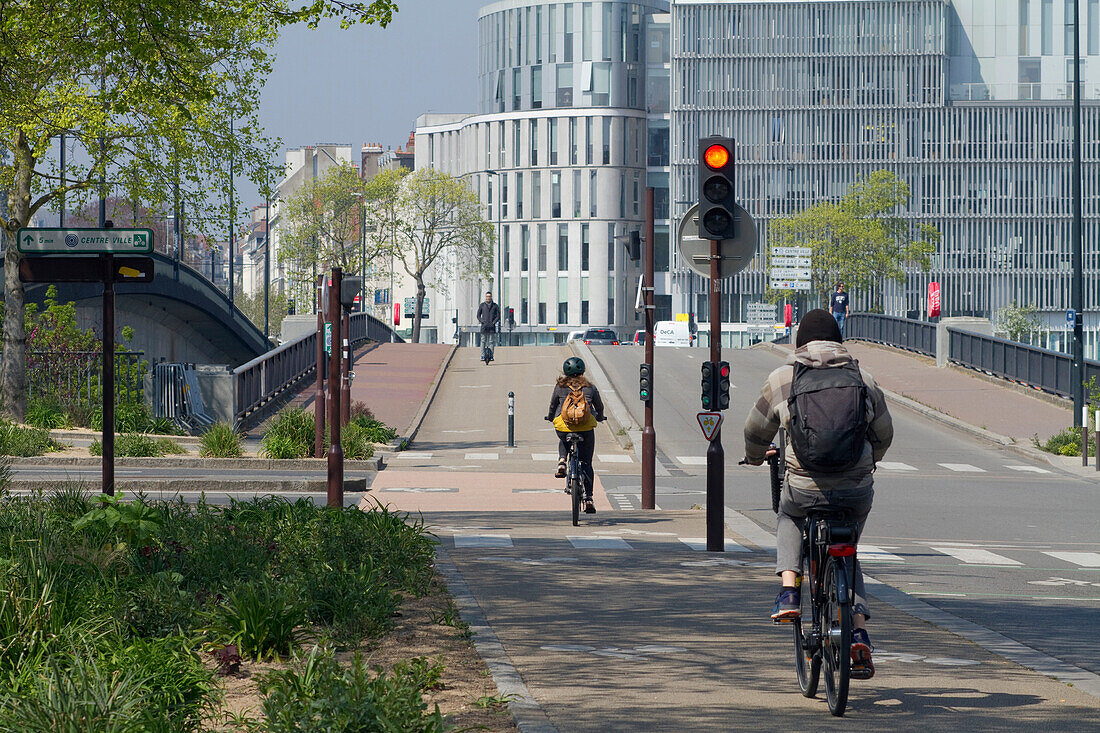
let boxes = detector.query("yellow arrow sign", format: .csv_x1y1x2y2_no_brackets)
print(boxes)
118,266,141,278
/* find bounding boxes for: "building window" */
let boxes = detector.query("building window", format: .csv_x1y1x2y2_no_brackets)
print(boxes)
538,302,547,324
632,172,640,216
521,226,529,270
503,227,510,270
573,170,582,217
564,4,574,62
531,65,542,109
581,223,590,270
581,300,589,322
602,3,613,60
514,121,522,166
513,67,521,110
522,297,528,323
1091,0,1099,54
558,301,568,323
602,117,611,163
608,223,616,269
500,120,506,167
551,172,562,218
533,172,542,218
569,117,577,164
538,224,547,270
1042,0,1053,55
502,173,508,218
549,118,558,165
530,118,538,165
582,2,593,61
516,172,524,219
590,170,598,217
549,3,558,62
593,62,611,105
586,116,593,164
557,64,574,106
558,224,569,270
619,173,626,218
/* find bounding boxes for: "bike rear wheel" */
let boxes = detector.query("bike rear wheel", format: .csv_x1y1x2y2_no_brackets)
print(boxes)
822,557,852,716
569,459,581,526
794,553,820,697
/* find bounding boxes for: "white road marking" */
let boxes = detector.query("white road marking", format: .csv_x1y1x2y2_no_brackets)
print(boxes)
676,456,707,465
379,487,458,493
512,488,562,494
567,536,632,550
465,453,499,460
454,534,513,548
393,451,433,459
858,544,906,563
938,463,986,472
877,461,917,471
679,538,750,553
458,385,492,389
1043,551,1100,567
441,429,485,434
597,454,632,463
531,453,560,461
931,546,1023,565
1005,465,1051,474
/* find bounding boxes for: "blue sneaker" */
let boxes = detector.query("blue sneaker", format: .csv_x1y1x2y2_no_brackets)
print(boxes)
771,588,800,621
850,628,875,679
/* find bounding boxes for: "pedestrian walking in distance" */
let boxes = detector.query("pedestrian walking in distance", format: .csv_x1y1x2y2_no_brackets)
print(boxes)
830,281,850,336
476,291,500,364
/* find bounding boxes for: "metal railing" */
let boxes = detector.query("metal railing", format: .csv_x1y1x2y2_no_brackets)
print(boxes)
845,314,936,357
232,311,402,423
151,363,216,432
948,329,1100,400
27,350,145,409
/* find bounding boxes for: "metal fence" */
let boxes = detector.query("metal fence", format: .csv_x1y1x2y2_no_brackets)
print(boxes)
845,314,937,357
948,329,1100,400
151,363,216,432
232,311,401,423
27,350,145,409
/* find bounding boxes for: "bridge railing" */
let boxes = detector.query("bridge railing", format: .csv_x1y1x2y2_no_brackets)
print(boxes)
845,314,937,357
28,350,145,411
232,311,402,424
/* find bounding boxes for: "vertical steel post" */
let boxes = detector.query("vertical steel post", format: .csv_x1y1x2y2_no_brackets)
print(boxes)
342,309,351,426
314,277,325,458
264,190,271,339
59,134,66,227
1073,0,1085,426
102,255,114,495
642,188,656,510
229,119,235,306
327,268,344,507
1083,405,1090,467
1094,408,1099,472
508,391,515,447
706,237,724,552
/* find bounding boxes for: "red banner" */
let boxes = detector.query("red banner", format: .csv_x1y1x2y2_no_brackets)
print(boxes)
393,302,401,326
784,303,793,327
928,282,941,318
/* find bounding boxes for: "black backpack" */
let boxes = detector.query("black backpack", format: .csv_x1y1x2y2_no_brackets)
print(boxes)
787,361,868,473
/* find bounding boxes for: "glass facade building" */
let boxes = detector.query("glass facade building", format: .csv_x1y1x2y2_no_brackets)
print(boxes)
671,0,1100,343
415,0,670,344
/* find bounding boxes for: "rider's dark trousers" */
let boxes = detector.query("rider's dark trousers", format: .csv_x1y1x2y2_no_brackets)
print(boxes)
556,429,595,497
777,483,874,620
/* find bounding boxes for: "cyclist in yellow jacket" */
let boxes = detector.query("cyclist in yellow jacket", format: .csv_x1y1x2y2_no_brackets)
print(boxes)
545,357,605,514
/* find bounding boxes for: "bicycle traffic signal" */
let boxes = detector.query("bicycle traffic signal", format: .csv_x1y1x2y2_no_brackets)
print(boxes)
701,361,716,410
717,361,730,410
697,136,737,240
639,362,652,401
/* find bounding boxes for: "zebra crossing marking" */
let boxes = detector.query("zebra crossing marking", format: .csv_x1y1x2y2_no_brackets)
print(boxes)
454,534,514,548
877,462,917,471
465,453,499,460
531,453,559,461
858,544,906,563
938,463,986,472
931,546,1023,565
568,536,633,550
598,454,633,463
679,538,750,553
1005,465,1051,474
1043,551,1100,567
393,451,433,459
676,456,707,465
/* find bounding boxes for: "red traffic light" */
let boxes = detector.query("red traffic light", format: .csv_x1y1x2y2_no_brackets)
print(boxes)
719,363,730,378
704,144,730,169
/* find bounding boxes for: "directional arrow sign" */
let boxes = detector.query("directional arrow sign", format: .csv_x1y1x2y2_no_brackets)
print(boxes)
17,228,153,254
697,412,723,441
769,267,811,279
770,256,812,268
770,246,812,257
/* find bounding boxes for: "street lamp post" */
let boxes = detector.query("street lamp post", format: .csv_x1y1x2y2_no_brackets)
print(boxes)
1072,0,1086,425
485,168,502,318
264,189,271,340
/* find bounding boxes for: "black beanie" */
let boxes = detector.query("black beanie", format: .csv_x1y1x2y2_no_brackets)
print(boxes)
796,308,843,347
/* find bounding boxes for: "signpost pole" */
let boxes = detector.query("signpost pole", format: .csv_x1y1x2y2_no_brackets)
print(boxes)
342,309,351,426
102,255,115,495
643,188,656,511
315,276,325,459
706,238,724,552
327,268,344,508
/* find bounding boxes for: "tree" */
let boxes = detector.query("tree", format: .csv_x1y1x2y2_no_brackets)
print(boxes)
278,164,369,306
0,0,397,419
767,170,940,311
235,290,289,341
996,301,1042,342
391,169,493,343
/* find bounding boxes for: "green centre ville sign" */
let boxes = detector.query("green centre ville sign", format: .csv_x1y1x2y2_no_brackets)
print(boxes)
17,227,153,254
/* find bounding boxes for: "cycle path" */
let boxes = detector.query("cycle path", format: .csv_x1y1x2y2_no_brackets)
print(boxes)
430,509,1097,731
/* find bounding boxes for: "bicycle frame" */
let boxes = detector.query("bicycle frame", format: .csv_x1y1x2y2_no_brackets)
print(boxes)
565,434,586,526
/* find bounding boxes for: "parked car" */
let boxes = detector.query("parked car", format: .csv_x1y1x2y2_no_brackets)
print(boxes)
582,328,619,345
632,330,646,345
566,329,586,343
653,321,694,347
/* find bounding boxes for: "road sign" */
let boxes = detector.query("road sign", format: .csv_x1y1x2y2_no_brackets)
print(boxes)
746,302,777,325
769,267,811,280
770,256,812,268
676,202,759,280
19,255,154,284
697,412,723,441
324,322,332,354
770,279,811,291
404,297,429,318
17,228,152,254
770,246,811,258
1067,309,1076,327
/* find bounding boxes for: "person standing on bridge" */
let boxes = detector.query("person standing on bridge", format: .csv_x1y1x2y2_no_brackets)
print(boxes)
546,357,605,514
476,291,500,364
741,309,893,679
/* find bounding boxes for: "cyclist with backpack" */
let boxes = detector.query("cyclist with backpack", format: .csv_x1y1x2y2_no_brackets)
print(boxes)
546,356,605,514
742,308,893,679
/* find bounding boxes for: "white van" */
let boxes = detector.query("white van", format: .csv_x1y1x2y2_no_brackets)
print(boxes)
566,330,586,343
653,320,693,347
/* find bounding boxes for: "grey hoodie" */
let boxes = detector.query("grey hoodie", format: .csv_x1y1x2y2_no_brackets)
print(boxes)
743,341,893,492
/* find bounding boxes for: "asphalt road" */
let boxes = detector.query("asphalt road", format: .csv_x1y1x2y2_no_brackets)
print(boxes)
585,344,1100,676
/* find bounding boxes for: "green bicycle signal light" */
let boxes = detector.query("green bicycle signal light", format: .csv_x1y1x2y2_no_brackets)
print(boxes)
701,361,716,410
639,362,653,401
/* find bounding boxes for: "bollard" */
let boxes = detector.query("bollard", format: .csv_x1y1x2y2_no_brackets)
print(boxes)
1094,408,1099,472
1084,406,1090,468
508,391,515,447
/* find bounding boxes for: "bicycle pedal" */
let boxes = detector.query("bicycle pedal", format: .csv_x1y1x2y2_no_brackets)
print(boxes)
771,616,798,624
850,666,874,680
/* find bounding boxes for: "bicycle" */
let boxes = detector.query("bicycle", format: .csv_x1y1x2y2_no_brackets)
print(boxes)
563,433,585,526
769,447,860,717
480,332,495,364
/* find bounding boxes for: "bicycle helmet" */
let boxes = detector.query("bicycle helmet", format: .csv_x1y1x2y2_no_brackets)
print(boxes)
562,356,586,376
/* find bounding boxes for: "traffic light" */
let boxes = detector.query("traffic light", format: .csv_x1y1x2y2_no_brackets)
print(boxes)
340,276,362,310
697,136,737,240
506,307,515,329
628,231,641,261
639,362,652,401
701,361,716,410
717,361,731,410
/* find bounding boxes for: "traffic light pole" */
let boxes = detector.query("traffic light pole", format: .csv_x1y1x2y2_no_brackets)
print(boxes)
327,268,344,508
642,188,656,511
706,238,724,552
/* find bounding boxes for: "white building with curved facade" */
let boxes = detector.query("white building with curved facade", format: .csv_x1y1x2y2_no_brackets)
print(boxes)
415,0,669,344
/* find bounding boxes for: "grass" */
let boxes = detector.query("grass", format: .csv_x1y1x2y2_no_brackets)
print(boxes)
0,488,439,730
260,408,315,459
199,422,243,458
0,419,62,456
1033,426,1093,457
89,433,187,457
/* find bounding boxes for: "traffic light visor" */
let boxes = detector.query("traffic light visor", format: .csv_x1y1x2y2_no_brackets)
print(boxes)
704,144,730,169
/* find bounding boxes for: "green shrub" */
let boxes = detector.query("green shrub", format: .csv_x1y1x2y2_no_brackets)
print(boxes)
101,635,216,731
156,437,187,455
90,433,172,458
148,416,182,436
0,420,61,456
73,491,164,548
202,581,307,661
1034,426,1090,457
341,422,375,461
199,423,243,458
257,647,445,733
350,414,398,444
260,408,314,459
24,400,69,430
90,403,182,436
299,560,398,643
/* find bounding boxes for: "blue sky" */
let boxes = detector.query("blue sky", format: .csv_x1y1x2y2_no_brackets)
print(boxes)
248,1,487,207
